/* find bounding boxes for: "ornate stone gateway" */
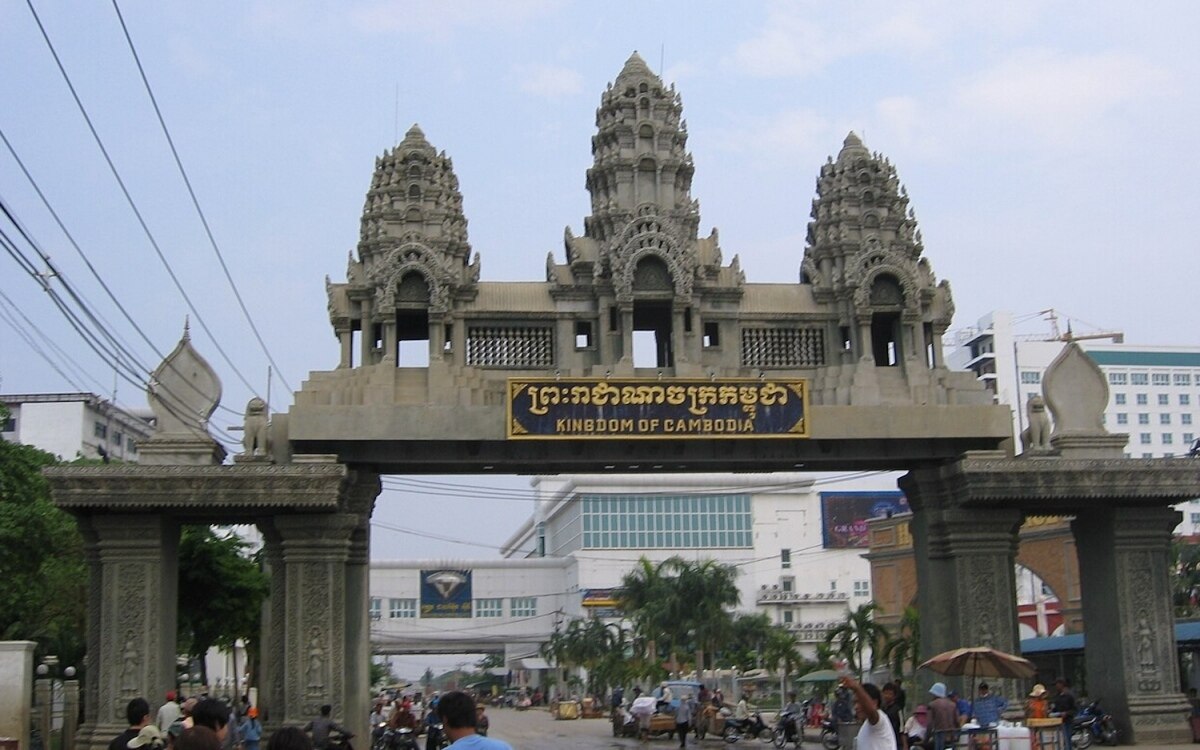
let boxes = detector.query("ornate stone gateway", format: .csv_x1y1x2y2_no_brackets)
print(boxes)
46,53,1195,746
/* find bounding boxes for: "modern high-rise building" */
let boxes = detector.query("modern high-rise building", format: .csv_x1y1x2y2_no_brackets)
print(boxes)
1,392,154,462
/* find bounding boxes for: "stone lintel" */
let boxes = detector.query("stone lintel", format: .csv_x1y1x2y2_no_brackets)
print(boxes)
45,464,349,512
136,437,227,466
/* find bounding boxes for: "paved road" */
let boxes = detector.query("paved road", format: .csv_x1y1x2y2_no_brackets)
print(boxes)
485,707,773,750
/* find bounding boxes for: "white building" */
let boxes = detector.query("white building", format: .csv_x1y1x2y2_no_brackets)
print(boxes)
946,310,1200,531
368,471,905,671
1,392,154,462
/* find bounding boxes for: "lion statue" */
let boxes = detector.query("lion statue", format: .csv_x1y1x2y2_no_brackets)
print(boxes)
1020,394,1052,452
242,397,270,457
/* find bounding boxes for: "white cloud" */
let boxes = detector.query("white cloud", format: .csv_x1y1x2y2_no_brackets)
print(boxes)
513,64,584,98
708,108,830,160
955,48,1169,147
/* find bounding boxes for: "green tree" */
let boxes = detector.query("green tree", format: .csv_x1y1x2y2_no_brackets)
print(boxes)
177,526,269,684
825,602,885,679
881,605,921,689
763,625,805,699
421,667,435,690
718,613,773,671
369,660,392,689
674,558,740,671
1173,539,1200,617
0,432,86,667
620,557,675,665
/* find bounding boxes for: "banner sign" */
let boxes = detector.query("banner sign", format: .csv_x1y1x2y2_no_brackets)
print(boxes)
581,588,623,608
820,491,909,548
420,569,472,618
506,378,808,439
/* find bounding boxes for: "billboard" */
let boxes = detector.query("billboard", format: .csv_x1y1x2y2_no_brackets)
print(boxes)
420,569,472,618
506,378,808,439
820,491,909,548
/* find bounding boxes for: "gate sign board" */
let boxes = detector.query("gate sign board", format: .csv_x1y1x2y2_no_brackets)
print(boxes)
507,378,808,439
420,569,472,618
820,491,909,548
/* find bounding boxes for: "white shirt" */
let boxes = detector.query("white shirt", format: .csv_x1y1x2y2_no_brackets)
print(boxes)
856,715,899,750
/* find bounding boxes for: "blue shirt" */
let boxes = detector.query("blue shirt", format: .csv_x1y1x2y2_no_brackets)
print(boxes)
972,694,1008,727
448,734,512,750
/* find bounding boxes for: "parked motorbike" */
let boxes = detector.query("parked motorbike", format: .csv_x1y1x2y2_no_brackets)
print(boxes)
820,716,841,750
723,711,776,744
772,710,801,747
1071,700,1117,748
372,726,417,750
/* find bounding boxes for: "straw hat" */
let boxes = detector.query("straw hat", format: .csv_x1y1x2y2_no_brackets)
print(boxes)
1028,684,1047,698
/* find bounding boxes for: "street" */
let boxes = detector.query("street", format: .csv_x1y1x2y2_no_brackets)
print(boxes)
485,707,771,750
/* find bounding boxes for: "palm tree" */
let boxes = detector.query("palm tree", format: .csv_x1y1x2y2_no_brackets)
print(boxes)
672,558,740,672
620,557,675,665
824,602,885,679
881,605,921,687
763,625,804,700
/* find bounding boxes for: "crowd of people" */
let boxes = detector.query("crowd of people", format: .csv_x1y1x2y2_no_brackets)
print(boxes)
109,690,509,750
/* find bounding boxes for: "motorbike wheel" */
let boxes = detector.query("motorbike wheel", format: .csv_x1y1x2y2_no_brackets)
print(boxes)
1072,728,1093,750
723,724,741,744
1099,723,1118,746
695,721,707,741
757,727,778,744
821,728,841,750
772,729,787,748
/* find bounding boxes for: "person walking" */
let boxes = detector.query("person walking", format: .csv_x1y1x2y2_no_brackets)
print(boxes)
674,692,697,748
239,708,262,750
840,676,897,750
925,683,960,750
157,693,182,733
304,705,352,750
437,691,511,749
112,699,153,750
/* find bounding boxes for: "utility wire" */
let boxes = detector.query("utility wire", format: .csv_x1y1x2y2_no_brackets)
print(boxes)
109,0,293,394
0,289,90,393
24,0,264,399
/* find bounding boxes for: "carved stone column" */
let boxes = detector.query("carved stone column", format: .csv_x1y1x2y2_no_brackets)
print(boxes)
1072,506,1190,743
74,515,178,750
902,466,1024,693
258,522,286,730
359,300,373,365
337,327,352,368
342,474,380,743
269,513,358,726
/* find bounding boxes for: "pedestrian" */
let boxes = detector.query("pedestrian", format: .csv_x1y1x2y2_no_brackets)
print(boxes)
128,724,167,750
925,683,959,750
971,683,1007,727
840,676,897,750
304,705,352,750
111,698,152,750
176,728,222,750
675,692,697,748
190,700,231,746
474,705,489,737
266,728,312,750
1050,679,1077,725
902,705,929,750
157,692,182,733
1025,685,1048,720
239,708,262,750
436,691,511,749
880,683,903,745
611,686,624,709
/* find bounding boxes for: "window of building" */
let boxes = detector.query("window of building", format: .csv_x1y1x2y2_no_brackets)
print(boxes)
1020,371,1041,385
830,580,838,592
389,598,416,619
93,421,107,439
1153,373,1170,386
781,578,794,593
1163,434,1174,444
1116,413,1128,425
580,493,753,549
1,416,14,432
369,598,382,621
1176,373,1192,386
475,598,503,618
574,321,594,349
783,610,794,624
1142,453,1154,458
1183,394,1193,406
1109,372,1128,385
127,439,137,453
1184,414,1194,425
1161,414,1172,425
1131,373,1149,385
703,322,721,348
1191,513,1200,525
1184,433,1195,445
1165,453,1175,458
1158,394,1170,406
1114,393,1126,405
1138,414,1150,425
1136,394,1148,405
781,548,791,569
510,597,537,617
1140,433,1152,445
112,431,123,446
853,580,870,597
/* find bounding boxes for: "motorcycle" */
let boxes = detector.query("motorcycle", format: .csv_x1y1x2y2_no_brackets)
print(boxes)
1071,701,1118,748
820,716,841,750
723,711,776,744
372,726,417,750
772,710,801,747
423,723,447,750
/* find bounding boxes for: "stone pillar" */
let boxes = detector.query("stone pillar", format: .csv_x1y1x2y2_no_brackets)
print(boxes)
337,327,352,368
672,306,687,367
1072,506,1190,744
620,308,634,365
0,641,35,750
35,674,51,749
382,320,398,364
902,467,1024,692
63,677,80,750
73,515,178,750
359,301,373,365
269,513,358,727
342,475,380,744
258,523,286,730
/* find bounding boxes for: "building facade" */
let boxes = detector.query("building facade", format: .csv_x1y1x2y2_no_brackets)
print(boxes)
1,392,154,462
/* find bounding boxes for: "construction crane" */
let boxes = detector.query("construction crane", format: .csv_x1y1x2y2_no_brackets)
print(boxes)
1038,309,1124,344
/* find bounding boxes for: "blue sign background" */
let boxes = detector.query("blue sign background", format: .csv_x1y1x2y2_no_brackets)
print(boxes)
420,569,473,619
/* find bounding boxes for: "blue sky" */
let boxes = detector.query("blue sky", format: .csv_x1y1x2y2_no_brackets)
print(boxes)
3,1,1199,562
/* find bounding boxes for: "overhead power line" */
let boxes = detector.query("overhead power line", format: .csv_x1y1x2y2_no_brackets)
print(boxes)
109,0,293,394
24,0,265,400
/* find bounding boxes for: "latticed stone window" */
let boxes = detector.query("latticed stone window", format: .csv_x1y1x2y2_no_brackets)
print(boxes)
741,328,826,368
466,326,554,368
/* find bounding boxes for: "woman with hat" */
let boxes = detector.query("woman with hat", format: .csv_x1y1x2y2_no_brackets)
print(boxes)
1025,685,1049,720
239,708,262,750
902,705,929,750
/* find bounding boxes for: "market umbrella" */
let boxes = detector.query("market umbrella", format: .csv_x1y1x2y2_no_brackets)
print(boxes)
796,668,842,683
920,647,1036,721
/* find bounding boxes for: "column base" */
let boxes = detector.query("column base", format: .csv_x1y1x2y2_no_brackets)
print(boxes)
75,722,127,750
1126,694,1191,744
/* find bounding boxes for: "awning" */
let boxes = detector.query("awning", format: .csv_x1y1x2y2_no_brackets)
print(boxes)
513,657,552,670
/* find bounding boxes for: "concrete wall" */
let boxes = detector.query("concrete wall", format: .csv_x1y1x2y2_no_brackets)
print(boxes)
0,641,35,750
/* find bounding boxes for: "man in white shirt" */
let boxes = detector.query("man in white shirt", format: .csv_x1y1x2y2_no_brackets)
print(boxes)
840,675,897,750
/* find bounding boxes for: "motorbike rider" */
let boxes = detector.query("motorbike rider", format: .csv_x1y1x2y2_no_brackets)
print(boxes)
304,705,353,750
780,693,803,742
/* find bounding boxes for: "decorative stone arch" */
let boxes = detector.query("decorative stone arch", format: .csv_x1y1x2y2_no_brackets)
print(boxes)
610,217,696,302
369,243,451,314
852,262,919,313
631,254,673,292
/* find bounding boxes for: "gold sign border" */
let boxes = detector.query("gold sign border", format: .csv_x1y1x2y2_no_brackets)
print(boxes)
505,376,810,440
